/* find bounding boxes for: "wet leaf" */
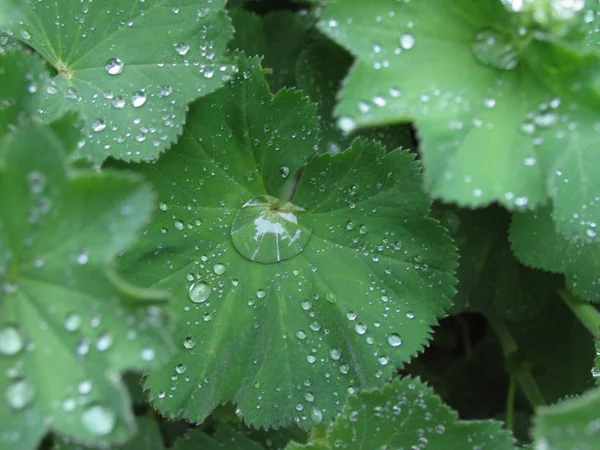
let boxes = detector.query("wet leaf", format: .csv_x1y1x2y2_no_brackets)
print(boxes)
286,377,516,450
318,0,600,241
0,121,173,449
117,55,457,429
533,388,600,450
7,0,235,163
510,206,600,301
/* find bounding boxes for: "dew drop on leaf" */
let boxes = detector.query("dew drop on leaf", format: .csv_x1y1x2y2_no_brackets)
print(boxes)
104,58,124,75
64,313,82,332
472,28,519,70
5,378,35,410
131,91,147,108
183,336,196,349
387,333,403,347
231,195,312,264
399,33,415,50
310,407,324,425
91,119,106,132
213,263,226,275
96,332,113,352
0,325,25,355
188,281,212,303
81,404,116,436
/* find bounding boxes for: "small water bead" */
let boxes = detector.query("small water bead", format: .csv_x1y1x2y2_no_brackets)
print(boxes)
81,404,116,436
0,326,25,356
329,348,342,360
472,28,519,70
533,111,558,128
524,156,537,166
96,332,113,352
338,116,356,133
175,42,190,56
78,380,92,395
183,336,196,349
160,85,173,97
399,33,415,50
64,313,82,332
301,300,313,311
131,91,147,108
140,347,155,362
111,96,125,109
175,364,187,374
378,355,389,366
357,101,370,114
91,119,106,132
188,281,211,303
310,407,323,425
346,311,357,321
280,166,290,178
213,263,226,275
6,378,35,410
105,58,124,75
345,220,356,231
325,293,338,304
355,323,367,335
307,355,316,364
373,95,386,107
387,333,403,347
296,330,307,340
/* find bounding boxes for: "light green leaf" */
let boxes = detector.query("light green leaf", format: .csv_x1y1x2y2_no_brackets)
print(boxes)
533,388,600,450
173,429,264,450
287,378,516,450
318,0,600,240
117,55,457,429
8,0,235,163
53,416,165,450
295,39,414,156
0,122,173,450
510,206,600,301
0,50,48,134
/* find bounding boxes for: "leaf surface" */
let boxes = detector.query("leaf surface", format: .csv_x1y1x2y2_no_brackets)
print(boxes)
173,429,264,450
533,388,600,450
0,121,172,449
318,0,600,241
510,206,600,301
287,378,516,450
9,0,234,163
117,55,457,429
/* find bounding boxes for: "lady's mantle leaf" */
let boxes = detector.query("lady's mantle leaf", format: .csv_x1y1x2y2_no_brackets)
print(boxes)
0,123,173,450
510,206,600,301
117,55,457,429
286,378,516,450
533,388,600,450
318,0,600,242
8,0,235,163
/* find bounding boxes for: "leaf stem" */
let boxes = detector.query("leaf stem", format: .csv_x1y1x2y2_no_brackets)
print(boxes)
484,308,545,408
559,290,600,339
506,374,516,432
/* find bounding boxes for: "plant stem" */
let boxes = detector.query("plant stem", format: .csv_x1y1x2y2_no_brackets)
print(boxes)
484,308,545,408
506,375,516,432
560,290,600,339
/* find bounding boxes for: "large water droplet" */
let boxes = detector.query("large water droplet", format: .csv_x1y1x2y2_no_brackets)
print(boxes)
131,91,147,108
105,58,124,75
6,378,35,410
472,28,519,70
387,333,403,347
0,326,25,356
310,407,323,425
81,404,116,436
399,33,415,50
188,281,211,303
231,195,312,264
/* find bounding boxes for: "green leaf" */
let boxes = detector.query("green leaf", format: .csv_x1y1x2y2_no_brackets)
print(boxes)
53,416,165,450
510,206,600,301
0,0,20,28
295,39,414,155
595,340,600,386
318,0,600,239
0,122,173,449
8,0,235,163
533,388,600,450
117,54,457,429
229,9,311,92
287,378,516,450
0,50,48,134
173,429,264,450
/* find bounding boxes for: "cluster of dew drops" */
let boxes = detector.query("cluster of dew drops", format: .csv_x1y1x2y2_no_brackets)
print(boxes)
0,170,167,444
326,2,599,208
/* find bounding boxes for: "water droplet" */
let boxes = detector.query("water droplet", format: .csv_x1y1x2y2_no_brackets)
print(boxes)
160,85,173,97
472,28,519,70
131,91,147,108
81,404,116,436
188,281,211,303
399,33,415,50
338,116,356,133
183,336,196,349
387,333,402,347
6,378,35,410
325,293,338,304
296,330,307,340
0,326,24,355
355,323,367,334
213,263,226,275
111,96,125,109
231,195,312,264
256,289,266,299
96,332,113,352
91,119,106,132
310,407,323,425
105,58,124,75
329,348,342,360
141,348,155,362
175,363,187,374
64,313,82,332
280,166,290,178
175,42,190,56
